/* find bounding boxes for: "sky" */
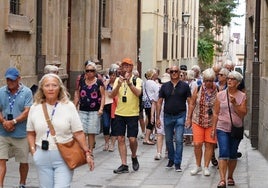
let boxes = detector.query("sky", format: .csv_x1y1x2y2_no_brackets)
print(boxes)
230,0,246,41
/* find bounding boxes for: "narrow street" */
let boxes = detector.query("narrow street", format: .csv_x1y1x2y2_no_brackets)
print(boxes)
5,131,268,188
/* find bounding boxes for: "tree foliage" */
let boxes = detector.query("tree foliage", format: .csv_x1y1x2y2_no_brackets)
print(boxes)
198,0,240,67
199,0,239,34
198,38,214,69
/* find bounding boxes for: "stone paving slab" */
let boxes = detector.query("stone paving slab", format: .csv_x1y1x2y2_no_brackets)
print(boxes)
4,132,268,188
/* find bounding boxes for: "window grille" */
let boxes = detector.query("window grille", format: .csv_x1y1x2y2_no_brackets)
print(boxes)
10,0,20,15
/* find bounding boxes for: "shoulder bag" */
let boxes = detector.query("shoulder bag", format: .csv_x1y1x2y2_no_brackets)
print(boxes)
226,90,244,140
143,81,152,109
42,103,87,170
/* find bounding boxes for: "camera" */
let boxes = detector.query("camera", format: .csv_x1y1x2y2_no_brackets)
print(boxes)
41,140,49,150
207,108,213,116
7,114,13,120
122,96,127,103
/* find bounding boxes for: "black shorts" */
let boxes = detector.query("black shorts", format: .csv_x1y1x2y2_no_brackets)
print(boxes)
113,115,139,138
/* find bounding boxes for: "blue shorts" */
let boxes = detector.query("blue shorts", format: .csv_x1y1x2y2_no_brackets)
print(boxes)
113,115,139,138
79,111,100,134
217,129,241,160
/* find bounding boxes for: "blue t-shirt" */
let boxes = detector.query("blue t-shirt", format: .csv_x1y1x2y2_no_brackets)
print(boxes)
0,84,33,138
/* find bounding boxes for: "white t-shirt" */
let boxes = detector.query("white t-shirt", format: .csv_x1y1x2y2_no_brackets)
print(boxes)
27,101,83,150
143,79,159,102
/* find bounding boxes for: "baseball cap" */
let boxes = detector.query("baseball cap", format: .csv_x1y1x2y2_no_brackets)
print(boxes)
5,67,20,80
121,58,133,65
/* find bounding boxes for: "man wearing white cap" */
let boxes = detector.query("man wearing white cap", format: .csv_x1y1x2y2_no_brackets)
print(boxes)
0,67,33,188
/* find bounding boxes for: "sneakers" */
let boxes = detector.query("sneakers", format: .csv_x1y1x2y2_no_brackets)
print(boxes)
154,153,162,160
19,185,26,188
165,160,174,168
203,167,211,176
113,164,129,174
190,166,202,175
175,163,182,172
132,157,139,171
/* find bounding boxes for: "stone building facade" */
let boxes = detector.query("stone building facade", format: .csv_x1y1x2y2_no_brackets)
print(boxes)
244,0,268,160
0,0,139,97
140,0,199,76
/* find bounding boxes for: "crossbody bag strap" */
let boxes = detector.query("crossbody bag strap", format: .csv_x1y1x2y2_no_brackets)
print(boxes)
226,89,233,126
42,102,56,136
144,81,152,104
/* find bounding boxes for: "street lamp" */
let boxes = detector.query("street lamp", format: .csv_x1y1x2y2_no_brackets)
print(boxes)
199,24,205,33
182,13,190,25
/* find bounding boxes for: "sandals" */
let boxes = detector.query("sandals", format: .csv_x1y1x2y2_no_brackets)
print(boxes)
143,140,155,145
217,180,226,188
103,143,109,151
227,177,235,186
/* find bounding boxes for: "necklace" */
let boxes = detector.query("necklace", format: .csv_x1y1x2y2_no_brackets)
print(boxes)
85,77,96,85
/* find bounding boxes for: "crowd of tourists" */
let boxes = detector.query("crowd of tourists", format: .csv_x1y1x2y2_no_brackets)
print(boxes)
0,59,246,188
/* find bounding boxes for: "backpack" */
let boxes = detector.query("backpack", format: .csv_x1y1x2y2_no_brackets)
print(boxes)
132,76,144,112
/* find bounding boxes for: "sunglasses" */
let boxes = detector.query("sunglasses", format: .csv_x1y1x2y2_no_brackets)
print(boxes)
170,70,179,74
218,73,225,76
227,77,236,81
85,69,95,73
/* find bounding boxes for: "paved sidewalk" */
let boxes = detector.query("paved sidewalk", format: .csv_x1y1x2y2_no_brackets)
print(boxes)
4,132,268,188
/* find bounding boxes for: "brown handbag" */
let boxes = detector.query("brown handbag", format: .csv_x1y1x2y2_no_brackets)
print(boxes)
42,103,87,170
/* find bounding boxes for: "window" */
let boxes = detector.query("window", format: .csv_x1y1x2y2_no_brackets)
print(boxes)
101,0,110,28
10,0,20,15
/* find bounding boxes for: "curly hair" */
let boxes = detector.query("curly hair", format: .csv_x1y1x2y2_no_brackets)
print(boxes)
33,73,70,105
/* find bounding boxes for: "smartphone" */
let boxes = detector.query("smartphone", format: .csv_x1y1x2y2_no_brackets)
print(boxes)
7,114,13,120
122,96,127,103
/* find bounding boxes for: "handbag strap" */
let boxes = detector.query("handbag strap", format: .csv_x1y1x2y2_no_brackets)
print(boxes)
42,102,56,136
144,81,152,104
226,89,234,126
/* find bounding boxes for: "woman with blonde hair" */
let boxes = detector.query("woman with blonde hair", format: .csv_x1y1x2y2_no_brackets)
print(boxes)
27,74,94,187
142,69,159,145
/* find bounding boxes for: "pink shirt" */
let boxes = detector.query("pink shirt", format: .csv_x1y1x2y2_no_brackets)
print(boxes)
216,90,246,132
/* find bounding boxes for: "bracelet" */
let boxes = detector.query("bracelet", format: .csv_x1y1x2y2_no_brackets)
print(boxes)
12,119,17,124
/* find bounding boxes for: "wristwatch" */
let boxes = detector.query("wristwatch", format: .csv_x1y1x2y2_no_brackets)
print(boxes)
12,119,17,124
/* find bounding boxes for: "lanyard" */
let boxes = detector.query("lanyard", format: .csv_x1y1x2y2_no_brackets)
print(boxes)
46,102,58,139
8,90,21,114
123,82,128,96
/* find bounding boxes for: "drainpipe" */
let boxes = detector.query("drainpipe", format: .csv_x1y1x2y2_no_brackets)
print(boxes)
67,0,72,89
137,0,141,76
36,0,45,80
98,0,103,67
251,0,261,148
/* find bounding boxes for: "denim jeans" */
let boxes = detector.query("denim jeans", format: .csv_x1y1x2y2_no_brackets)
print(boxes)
217,129,241,160
164,112,186,165
33,148,73,188
103,106,112,135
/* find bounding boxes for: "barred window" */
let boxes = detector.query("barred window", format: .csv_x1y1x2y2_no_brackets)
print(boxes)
10,0,20,15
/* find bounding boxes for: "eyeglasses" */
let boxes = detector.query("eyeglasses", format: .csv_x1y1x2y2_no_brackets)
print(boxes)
218,74,225,76
204,80,214,83
227,77,236,81
85,69,95,73
169,70,179,74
